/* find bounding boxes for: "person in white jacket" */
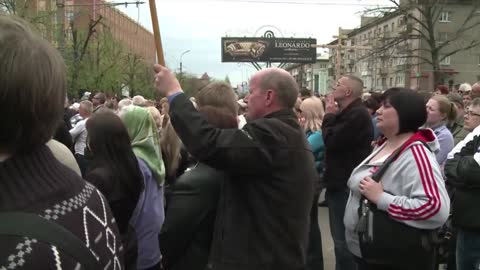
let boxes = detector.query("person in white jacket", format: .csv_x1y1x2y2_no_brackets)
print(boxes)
344,88,450,270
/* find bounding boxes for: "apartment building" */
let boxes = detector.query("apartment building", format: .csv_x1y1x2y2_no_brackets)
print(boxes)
285,53,330,96
328,0,480,91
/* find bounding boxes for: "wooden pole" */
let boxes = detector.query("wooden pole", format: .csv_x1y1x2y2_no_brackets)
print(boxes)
148,0,165,65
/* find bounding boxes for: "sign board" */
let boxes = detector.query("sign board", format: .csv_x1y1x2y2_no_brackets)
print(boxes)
221,37,317,63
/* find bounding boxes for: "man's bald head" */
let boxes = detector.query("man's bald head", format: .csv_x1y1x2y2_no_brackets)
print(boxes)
254,68,299,108
472,82,480,99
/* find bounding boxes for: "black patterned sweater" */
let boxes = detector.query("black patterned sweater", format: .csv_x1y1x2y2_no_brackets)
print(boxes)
0,145,125,269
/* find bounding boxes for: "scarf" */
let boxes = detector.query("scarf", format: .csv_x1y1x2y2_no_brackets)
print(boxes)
122,106,165,186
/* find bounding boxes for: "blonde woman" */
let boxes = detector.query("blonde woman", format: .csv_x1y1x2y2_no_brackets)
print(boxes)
300,96,325,270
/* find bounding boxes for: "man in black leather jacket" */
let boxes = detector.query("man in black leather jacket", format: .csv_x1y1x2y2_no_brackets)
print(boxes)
154,65,317,270
445,99,480,270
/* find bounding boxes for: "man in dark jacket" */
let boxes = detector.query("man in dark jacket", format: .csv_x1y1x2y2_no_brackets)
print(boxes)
322,75,373,270
154,65,317,270
445,99,480,270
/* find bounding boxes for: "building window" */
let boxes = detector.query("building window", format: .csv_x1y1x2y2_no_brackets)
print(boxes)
438,32,449,42
440,11,451,22
391,22,395,32
389,77,393,86
440,56,451,65
384,25,389,32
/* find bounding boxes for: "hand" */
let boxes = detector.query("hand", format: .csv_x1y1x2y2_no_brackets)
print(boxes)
325,94,338,114
153,64,183,97
359,176,384,204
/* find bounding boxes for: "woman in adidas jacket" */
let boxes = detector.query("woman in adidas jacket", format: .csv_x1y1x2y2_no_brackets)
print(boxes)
344,89,450,270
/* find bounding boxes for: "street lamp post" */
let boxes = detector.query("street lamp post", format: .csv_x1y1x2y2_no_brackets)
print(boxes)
179,50,191,80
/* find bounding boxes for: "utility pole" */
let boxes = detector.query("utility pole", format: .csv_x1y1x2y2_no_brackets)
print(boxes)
179,50,190,81
56,0,65,52
312,27,372,80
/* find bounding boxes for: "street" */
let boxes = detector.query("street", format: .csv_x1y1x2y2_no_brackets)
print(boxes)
318,190,335,270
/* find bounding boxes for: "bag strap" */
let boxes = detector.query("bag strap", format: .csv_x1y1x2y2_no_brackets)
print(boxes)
370,140,430,183
0,212,100,270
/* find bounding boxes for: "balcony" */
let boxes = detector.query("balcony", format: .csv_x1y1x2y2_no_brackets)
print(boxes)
398,24,413,36
395,64,410,72
377,68,388,77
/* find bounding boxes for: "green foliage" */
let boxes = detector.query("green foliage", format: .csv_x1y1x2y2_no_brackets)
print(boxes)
63,21,155,99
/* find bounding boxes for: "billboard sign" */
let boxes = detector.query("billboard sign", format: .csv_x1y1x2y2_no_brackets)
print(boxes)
221,37,317,63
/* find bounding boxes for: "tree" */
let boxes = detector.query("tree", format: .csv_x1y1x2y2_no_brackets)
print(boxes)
362,0,480,86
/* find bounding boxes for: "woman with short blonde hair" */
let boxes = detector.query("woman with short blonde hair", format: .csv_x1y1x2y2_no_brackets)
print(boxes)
300,96,324,132
299,96,325,270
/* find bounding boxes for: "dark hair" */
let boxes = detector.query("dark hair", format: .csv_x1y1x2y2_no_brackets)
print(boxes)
198,106,238,129
364,97,380,114
94,92,107,104
300,87,312,98
436,85,449,95
382,88,427,134
0,16,66,153
86,111,144,207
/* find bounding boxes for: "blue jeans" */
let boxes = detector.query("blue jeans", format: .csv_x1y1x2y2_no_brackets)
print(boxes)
326,189,357,270
457,229,480,270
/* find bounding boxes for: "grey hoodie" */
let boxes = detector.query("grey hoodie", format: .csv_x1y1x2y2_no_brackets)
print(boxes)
343,129,450,257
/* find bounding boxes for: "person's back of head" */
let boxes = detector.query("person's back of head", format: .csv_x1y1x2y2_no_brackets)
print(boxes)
246,68,299,120
85,110,143,214
146,106,162,132
300,97,324,132
79,100,93,118
363,97,380,116
196,82,238,117
299,87,312,100
118,98,132,112
132,95,146,107
0,15,66,154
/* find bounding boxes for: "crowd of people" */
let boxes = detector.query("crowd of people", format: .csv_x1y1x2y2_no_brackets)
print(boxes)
2,14,480,270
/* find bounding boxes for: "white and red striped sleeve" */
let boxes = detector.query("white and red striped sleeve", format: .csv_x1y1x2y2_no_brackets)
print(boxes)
376,144,450,229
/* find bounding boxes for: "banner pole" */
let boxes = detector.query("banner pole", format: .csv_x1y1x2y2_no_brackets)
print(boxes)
149,0,165,65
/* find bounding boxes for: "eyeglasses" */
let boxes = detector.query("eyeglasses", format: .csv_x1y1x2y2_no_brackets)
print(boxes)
466,110,480,117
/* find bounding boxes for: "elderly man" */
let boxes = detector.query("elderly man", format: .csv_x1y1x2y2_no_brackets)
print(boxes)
445,98,480,270
154,65,316,270
322,75,373,270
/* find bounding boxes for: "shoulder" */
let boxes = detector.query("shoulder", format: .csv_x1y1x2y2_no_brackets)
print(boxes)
435,125,453,138
398,143,438,171
175,163,225,191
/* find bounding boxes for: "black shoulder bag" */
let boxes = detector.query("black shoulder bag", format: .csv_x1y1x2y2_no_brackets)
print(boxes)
0,212,100,270
356,141,438,268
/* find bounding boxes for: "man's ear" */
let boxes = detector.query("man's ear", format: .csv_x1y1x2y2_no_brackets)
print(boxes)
345,87,353,97
265,89,275,106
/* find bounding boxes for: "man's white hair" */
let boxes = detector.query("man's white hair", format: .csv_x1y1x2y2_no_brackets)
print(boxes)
118,98,132,112
459,83,472,92
132,95,145,106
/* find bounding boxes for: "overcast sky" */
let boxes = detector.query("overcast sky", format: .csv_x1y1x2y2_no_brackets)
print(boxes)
114,0,392,86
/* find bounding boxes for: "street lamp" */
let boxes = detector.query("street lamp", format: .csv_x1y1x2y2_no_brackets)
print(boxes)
179,50,191,80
